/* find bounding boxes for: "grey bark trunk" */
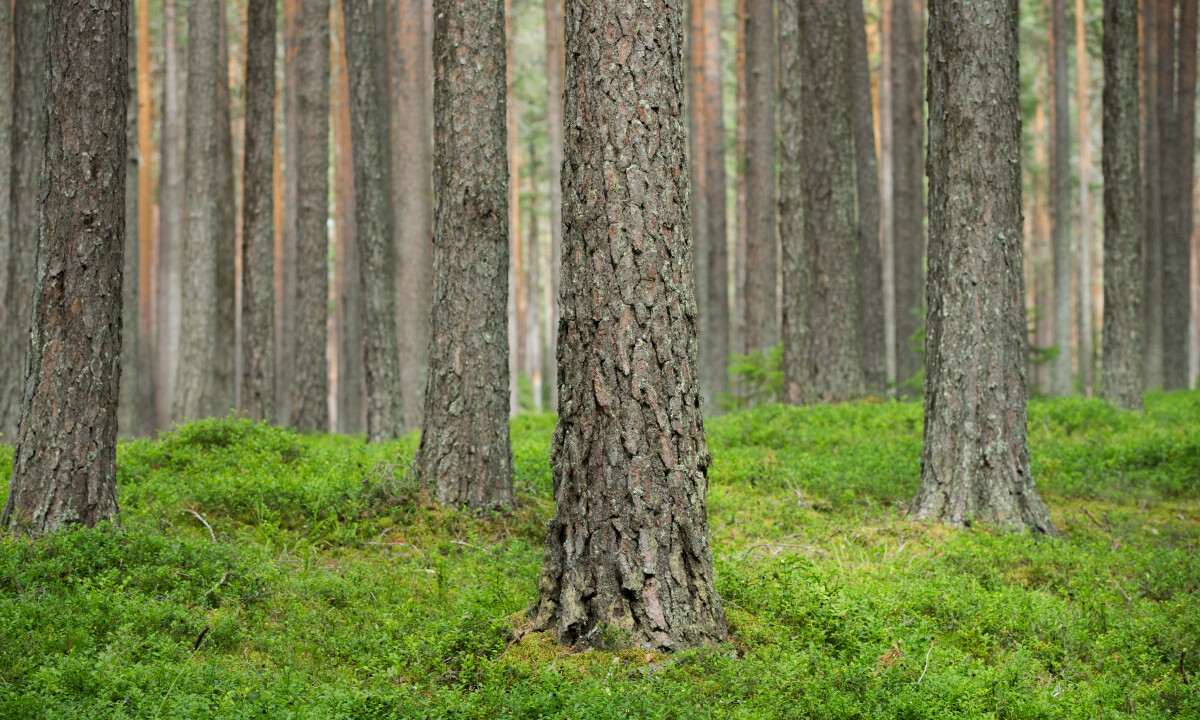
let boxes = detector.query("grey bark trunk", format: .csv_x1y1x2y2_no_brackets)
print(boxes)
214,4,237,417
531,0,728,651
242,0,277,422
741,0,778,354
2,0,127,535
157,0,184,427
701,0,728,407
891,0,924,393
545,0,563,411
1100,0,1144,410
416,0,513,510
290,0,331,432
1164,0,1197,390
1050,0,1073,396
1143,0,1164,388
914,0,1056,534
802,0,865,403
278,0,301,424
688,0,710,409
526,142,542,411
345,0,404,442
1075,0,1094,396
0,0,47,441
0,0,12,321
779,0,808,405
120,13,140,438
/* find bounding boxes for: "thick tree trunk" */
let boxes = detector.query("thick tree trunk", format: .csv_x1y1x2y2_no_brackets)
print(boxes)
891,0,923,393
173,0,223,420
531,0,728,652
742,0,777,354
1050,0,1073,396
120,12,140,438
157,0,184,427
915,0,1055,534
393,0,433,431
214,3,237,417
136,0,156,437
1100,0,1144,410
242,0,277,423
1075,0,1094,396
0,0,12,320
278,0,301,424
802,0,865,403
779,0,808,405
290,0,332,432
345,0,404,441
544,0,563,411
416,0,512,509
2,0,127,535
849,0,884,395
0,0,48,441
700,0,728,406
1164,0,1197,390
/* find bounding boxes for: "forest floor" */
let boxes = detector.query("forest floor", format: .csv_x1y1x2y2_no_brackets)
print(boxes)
1,394,1198,719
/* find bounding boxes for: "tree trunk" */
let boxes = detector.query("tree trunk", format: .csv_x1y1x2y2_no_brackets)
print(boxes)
173,0,223,420
345,0,404,441
779,0,808,404
157,0,184,427
688,0,710,409
393,0,433,432
1100,0,1144,410
0,0,12,322
742,0,777,355
290,0,331,432
1143,0,1164,388
881,0,897,392
526,142,542,412
136,0,156,437
416,0,512,509
1050,0,1073,396
891,0,923,393
0,0,48,441
850,0,884,394
2,0,127,535
531,0,728,652
545,0,563,411
914,0,1055,534
242,0,277,423
1164,0,1197,390
700,0,728,406
120,9,140,438
1075,0,1094,396
214,2,237,417
278,0,301,424
506,0,522,417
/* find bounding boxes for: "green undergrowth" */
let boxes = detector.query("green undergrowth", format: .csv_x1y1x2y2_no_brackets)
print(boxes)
1,394,1197,718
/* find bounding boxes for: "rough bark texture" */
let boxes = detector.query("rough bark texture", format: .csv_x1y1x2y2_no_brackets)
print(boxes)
416,0,512,509
545,0,563,410
0,0,12,318
1100,0,1144,410
345,0,404,442
1,0,48,442
156,0,184,427
242,0,277,422
1164,0,1197,390
290,0,331,432
1050,0,1073,396
700,0,727,406
531,0,728,652
741,0,777,354
891,0,924,393
120,11,140,437
393,0,433,432
2,0,127,535
173,0,222,421
779,0,808,405
849,0,884,395
914,0,1056,534
802,0,865,403
1075,0,1094,395
214,4,237,417
135,0,156,437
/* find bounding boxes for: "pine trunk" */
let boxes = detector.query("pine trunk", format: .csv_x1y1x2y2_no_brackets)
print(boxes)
1143,0,1164,387
345,0,404,441
531,0,728,651
891,0,923,393
416,0,513,510
214,2,237,416
544,0,563,411
916,0,1055,533
688,0,710,408
526,142,542,412
742,0,777,355
1075,0,1094,395
2,0,127,535
136,0,156,436
0,0,12,322
1100,0,1144,410
779,0,808,404
700,0,728,406
120,11,140,438
1050,0,1073,396
157,0,184,427
290,0,332,432
278,0,301,423
1164,0,1197,390
881,0,897,391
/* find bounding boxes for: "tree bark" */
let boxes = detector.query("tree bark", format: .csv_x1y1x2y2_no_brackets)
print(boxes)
0,0,12,321
544,0,563,411
156,0,184,427
120,8,140,438
2,0,127,535
891,0,924,393
1075,0,1094,396
914,0,1055,534
688,0,710,408
213,3,237,417
700,0,728,406
136,0,156,436
278,0,301,424
1164,0,1197,390
802,0,865,403
345,0,404,441
506,0,522,417
0,0,48,441
526,141,542,412
881,0,897,391
741,0,777,354
1050,0,1073,396
290,0,332,432
242,0,277,423
779,0,808,404
416,0,512,509
1100,0,1144,410
531,0,728,651
849,0,884,394
393,0,433,431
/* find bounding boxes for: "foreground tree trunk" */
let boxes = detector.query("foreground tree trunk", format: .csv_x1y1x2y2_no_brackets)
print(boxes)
345,0,404,441
1100,0,1144,411
779,0,808,404
802,0,865,402
290,0,332,432
891,0,924,393
0,0,48,441
173,0,222,420
531,0,728,651
914,0,1056,534
242,0,277,422
742,0,778,355
416,0,512,509
1050,0,1073,396
2,0,127,535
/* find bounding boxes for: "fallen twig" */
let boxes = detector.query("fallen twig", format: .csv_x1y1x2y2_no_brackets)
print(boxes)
205,572,229,599
185,509,216,542
1106,567,1133,603
917,642,934,685
1081,506,1105,530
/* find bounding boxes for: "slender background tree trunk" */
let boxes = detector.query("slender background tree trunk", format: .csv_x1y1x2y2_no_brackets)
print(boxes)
1050,0,1073,396
278,0,301,424
1143,0,1164,388
779,0,808,404
214,2,238,416
0,0,12,319
891,0,924,393
1075,0,1095,396
1164,0,1197,390
701,0,728,407
742,0,777,355
544,0,563,411
136,0,156,436
157,0,184,427
120,12,140,438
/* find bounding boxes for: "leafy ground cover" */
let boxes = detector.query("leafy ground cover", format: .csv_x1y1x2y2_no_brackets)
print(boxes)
1,393,1198,719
